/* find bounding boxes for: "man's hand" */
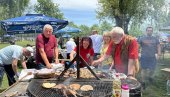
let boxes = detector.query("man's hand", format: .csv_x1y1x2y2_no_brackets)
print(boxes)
46,63,52,69
14,72,20,81
55,59,59,64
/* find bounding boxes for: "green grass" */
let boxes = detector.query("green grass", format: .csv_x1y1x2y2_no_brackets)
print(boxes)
140,53,170,97
0,40,35,49
15,40,35,47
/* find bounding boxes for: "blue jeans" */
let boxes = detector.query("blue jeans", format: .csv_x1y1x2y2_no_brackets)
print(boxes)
65,62,76,68
36,63,46,70
140,56,157,70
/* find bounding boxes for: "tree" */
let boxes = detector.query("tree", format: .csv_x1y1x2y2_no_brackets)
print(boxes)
99,20,113,34
0,0,29,18
90,24,100,33
0,0,29,35
78,25,91,37
34,0,64,19
97,0,165,34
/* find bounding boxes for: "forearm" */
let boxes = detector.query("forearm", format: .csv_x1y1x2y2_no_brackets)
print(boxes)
12,59,18,75
89,56,94,65
40,51,50,66
70,51,76,61
98,54,109,63
127,59,135,76
54,47,59,61
21,61,27,69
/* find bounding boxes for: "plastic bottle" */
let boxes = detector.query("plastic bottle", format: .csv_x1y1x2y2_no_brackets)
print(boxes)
121,84,129,97
113,74,121,97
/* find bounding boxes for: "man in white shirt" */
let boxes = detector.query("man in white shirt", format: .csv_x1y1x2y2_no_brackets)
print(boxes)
0,45,33,87
90,30,103,60
66,38,76,59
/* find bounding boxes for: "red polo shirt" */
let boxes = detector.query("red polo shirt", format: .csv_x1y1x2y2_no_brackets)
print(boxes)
106,38,138,73
36,34,57,64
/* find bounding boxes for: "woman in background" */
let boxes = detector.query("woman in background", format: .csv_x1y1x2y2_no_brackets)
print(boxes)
99,32,113,70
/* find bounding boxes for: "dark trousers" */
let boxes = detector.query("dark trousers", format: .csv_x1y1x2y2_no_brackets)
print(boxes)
4,65,16,86
26,56,36,69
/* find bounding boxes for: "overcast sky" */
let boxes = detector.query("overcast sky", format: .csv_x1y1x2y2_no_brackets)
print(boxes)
30,0,99,26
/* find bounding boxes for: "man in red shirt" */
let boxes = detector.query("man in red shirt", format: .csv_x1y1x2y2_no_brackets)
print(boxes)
92,27,139,79
36,24,59,69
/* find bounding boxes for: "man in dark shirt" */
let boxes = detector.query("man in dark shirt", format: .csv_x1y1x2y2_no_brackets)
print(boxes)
138,26,161,88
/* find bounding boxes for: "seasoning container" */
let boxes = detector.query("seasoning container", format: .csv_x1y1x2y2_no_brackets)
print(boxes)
121,84,129,97
121,78,141,97
113,74,121,97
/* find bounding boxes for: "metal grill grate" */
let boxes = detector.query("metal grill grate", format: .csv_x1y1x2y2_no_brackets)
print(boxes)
27,79,113,97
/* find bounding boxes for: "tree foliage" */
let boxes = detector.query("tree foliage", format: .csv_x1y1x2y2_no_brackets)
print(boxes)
0,0,29,19
99,20,113,34
78,25,91,37
34,0,64,19
97,0,165,34
0,0,29,35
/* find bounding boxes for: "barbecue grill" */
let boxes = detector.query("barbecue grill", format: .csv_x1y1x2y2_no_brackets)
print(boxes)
27,79,113,97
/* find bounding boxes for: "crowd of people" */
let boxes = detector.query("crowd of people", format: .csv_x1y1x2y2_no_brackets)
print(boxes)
0,24,161,90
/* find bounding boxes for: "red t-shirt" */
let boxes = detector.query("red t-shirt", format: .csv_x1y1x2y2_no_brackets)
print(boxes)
74,47,94,67
106,38,138,73
36,34,57,64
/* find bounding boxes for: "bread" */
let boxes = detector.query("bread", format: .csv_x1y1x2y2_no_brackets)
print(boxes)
42,82,56,88
69,84,81,90
80,68,94,78
80,85,93,91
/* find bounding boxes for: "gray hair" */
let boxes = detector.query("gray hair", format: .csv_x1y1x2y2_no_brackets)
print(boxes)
43,24,53,32
110,27,124,36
